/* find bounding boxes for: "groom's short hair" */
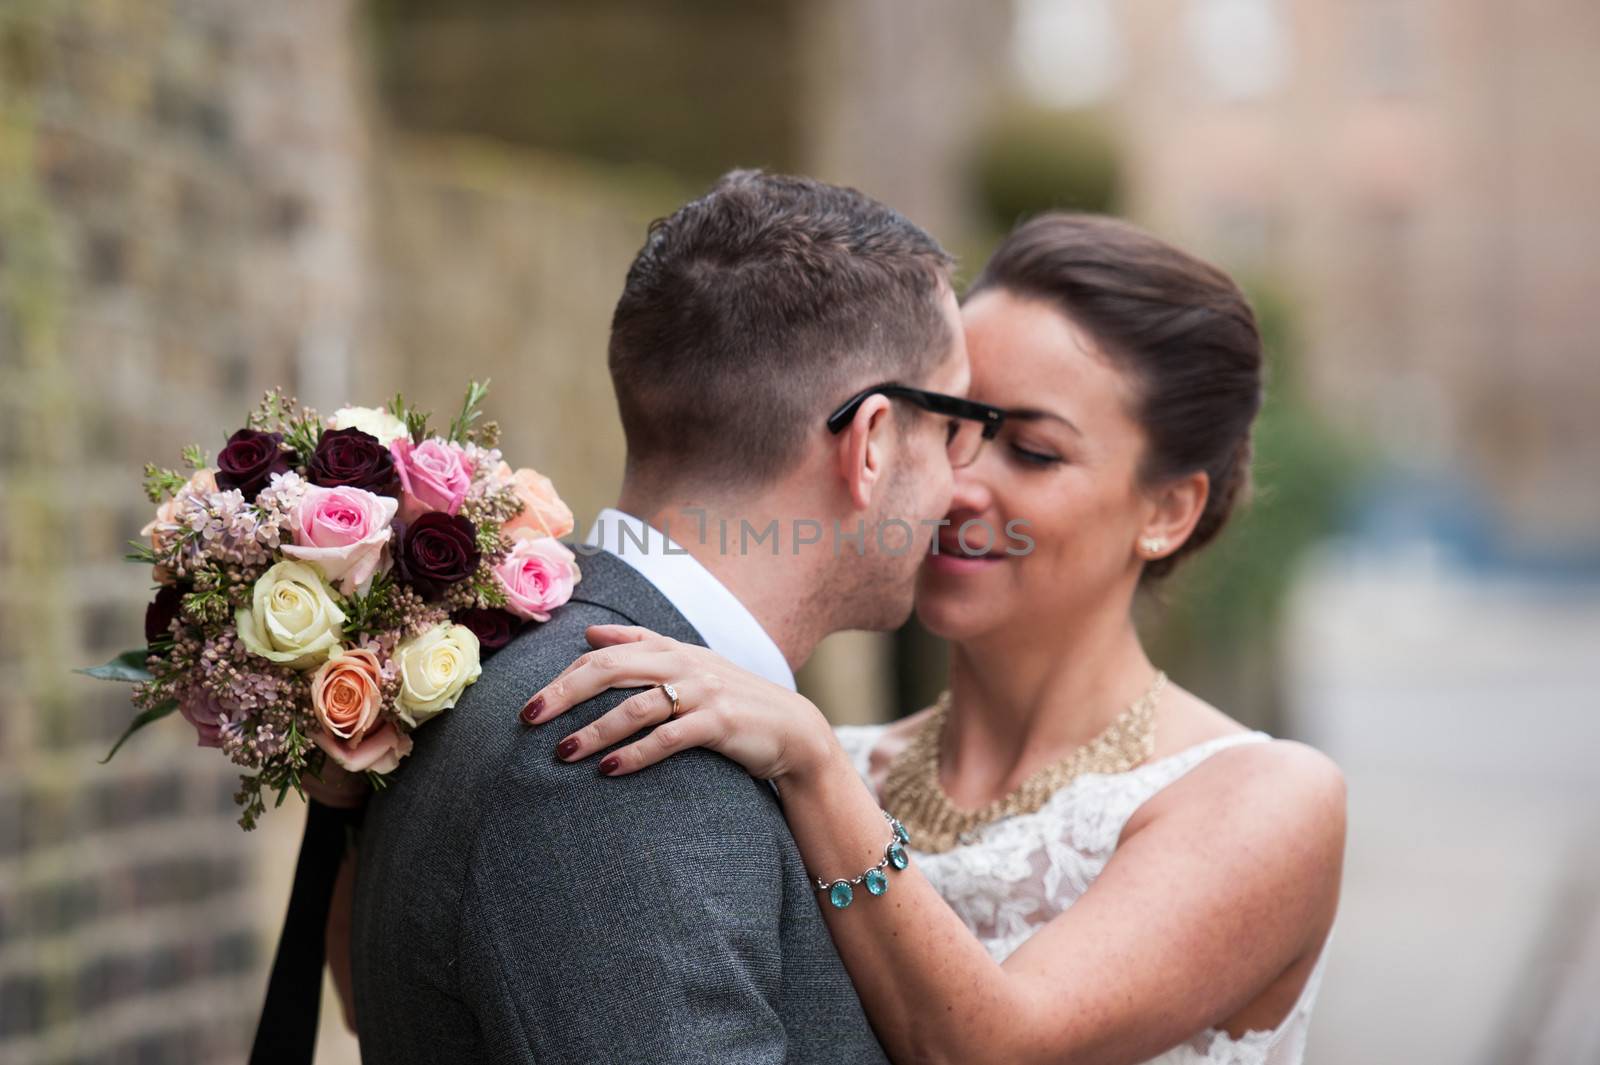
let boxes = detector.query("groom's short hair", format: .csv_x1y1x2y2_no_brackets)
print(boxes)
608,170,955,488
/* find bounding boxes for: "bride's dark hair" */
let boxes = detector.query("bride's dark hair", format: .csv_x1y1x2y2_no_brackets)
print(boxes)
968,213,1264,579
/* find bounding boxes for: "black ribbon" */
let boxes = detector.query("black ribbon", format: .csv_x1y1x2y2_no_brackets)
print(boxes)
249,800,357,1064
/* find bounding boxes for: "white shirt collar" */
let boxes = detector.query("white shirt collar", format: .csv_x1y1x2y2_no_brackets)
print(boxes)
583,508,796,692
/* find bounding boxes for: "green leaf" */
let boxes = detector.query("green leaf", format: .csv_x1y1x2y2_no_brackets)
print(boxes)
75,649,155,683
98,699,178,764
447,379,492,444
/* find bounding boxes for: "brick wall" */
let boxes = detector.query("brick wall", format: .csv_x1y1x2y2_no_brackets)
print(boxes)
0,1,366,1060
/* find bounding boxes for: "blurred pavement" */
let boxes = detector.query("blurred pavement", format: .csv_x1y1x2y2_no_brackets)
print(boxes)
1285,541,1600,1065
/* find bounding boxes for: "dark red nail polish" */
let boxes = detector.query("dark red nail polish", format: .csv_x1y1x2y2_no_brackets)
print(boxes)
598,756,620,776
520,695,545,725
556,737,580,760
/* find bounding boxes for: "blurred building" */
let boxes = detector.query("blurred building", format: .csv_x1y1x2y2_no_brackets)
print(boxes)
1028,0,1600,555
1002,4,1600,1063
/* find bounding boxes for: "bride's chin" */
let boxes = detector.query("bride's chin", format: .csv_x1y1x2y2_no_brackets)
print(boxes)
913,582,1000,643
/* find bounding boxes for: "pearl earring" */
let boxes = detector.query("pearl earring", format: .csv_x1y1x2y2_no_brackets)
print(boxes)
1140,537,1168,556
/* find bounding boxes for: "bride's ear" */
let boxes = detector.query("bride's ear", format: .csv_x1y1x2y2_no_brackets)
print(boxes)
833,394,895,511
1135,469,1208,564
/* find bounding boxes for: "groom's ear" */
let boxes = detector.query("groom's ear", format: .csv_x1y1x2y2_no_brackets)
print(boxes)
833,394,896,511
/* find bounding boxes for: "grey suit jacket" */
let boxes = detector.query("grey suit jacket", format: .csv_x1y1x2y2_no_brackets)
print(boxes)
352,549,888,1064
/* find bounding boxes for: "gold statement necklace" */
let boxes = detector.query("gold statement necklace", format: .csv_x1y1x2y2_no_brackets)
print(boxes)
881,672,1168,853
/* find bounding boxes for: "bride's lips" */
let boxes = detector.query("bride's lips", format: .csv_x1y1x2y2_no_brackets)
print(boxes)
925,534,1006,576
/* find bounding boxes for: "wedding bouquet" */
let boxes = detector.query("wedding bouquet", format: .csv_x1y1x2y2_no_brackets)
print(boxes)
81,382,581,828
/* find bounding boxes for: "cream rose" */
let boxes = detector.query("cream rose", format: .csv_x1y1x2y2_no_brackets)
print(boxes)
394,622,482,727
329,405,410,447
495,462,575,540
235,560,348,670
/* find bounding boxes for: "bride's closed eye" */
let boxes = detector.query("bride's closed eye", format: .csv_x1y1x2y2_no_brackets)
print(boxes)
1009,441,1063,467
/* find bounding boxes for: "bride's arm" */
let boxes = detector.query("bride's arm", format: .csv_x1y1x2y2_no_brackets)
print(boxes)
525,625,1345,1065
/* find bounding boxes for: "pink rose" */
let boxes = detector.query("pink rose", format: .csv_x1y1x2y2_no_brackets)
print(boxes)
389,437,473,523
178,686,238,748
494,535,581,622
313,719,413,775
281,484,399,595
142,468,218,585
495,462,575,541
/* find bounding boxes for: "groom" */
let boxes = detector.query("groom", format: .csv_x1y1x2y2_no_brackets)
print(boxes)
352,170,991,1062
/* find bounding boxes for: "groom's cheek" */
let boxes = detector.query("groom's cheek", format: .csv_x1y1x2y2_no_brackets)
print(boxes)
793,520,823,554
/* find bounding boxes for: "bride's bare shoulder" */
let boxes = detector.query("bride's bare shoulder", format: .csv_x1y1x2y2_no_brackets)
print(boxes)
1138,684,1345,839
1147,683,1256,760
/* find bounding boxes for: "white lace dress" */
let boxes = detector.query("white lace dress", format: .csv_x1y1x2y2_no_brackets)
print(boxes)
833,725,1330,1065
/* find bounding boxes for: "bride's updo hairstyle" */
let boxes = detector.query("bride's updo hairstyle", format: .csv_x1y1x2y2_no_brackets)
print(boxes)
968,214,1264,579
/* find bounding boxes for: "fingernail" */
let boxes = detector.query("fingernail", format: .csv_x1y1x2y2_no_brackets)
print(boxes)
556,737,580,760
598,756,620,776
520,695,545,725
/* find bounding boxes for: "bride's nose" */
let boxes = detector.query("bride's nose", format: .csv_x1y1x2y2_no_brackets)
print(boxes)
947,456,995,518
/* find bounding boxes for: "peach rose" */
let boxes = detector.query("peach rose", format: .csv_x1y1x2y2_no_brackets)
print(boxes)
310,647,413,772
494,536,581,622
495,462,574,541
313,719,413,775
389,437,473,523
142,468,218,584
310,646,385,746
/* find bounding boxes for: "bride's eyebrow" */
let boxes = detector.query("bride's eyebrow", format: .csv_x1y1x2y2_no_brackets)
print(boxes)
1003,407,1082,436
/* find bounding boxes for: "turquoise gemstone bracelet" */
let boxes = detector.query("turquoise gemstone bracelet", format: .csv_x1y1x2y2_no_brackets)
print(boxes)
814,809,913,909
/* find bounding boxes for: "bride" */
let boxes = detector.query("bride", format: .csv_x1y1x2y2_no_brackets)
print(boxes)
517,214,1345,1064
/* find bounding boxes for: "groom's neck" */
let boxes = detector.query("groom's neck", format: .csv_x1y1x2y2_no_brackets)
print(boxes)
613,488,827,672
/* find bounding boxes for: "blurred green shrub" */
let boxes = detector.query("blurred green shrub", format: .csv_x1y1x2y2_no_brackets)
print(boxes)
1140,282,1367,731
972,105,1122,228
366,0,803,186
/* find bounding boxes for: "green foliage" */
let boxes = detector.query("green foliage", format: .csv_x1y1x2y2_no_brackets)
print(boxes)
1140,282,1369,726
235,717,312,831
387,379,499,446
973,106,1122,229
142,463,190,503
447,378,492,444
181,585,234,627
125,540,164,566
467,562,509,610
75,648,155,683
249,387,322,457
342,569,401,640
366,0,801,187
97,698,177,764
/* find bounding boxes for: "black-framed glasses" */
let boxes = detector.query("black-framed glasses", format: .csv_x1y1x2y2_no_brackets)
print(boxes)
826,383,1006,468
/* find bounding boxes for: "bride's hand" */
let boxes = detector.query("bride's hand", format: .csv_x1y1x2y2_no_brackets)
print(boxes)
520,624,836,784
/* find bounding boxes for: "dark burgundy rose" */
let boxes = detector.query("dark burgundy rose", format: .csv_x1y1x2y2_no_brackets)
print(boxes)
396,512,481,599
307,427,399,496
452,607,522,655
215,429,293,501
144,584,186,645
